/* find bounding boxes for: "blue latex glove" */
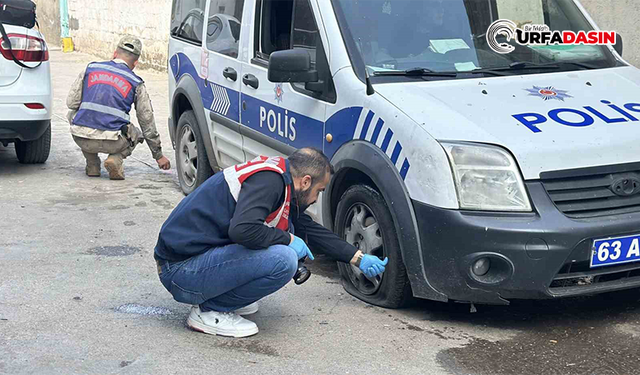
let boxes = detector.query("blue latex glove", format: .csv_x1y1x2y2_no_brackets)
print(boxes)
359,255,389,278
289,235,314,260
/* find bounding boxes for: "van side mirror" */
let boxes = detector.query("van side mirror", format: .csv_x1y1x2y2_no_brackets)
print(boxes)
268,49,319,83
614,34,623,57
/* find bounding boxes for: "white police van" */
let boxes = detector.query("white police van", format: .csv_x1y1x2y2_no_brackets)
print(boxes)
168,0,640,308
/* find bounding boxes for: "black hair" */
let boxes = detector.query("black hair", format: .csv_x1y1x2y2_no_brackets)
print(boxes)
288,148,334,185
116,47,139,63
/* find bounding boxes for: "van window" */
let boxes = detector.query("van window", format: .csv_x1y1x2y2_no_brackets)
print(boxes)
170,0,207,45
257,0,294,58
255,0,335,102
206,0,245,58
256,0,318,63
291,0,318,64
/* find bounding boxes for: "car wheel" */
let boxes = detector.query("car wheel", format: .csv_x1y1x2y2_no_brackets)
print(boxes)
335,184,413,308
15,123,51,164
175,110,213,195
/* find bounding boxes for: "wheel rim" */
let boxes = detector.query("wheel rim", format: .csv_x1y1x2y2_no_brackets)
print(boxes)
179,124,198,188
343,203,385,295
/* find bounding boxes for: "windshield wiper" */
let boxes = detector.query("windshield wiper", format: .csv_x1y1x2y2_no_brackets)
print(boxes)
370,61,600,79
372,67,458,77
373,66,510,78
511,61,598,69
475,61,599,73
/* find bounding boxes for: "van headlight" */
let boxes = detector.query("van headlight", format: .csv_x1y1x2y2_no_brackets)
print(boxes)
441,142,532,212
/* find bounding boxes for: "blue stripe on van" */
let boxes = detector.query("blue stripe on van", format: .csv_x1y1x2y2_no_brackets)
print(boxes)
370,119,384,144
359,111,375,140
380,129,394,152
170,52,240,123
390,143,402,164
240,93,324,150
400,159,411,180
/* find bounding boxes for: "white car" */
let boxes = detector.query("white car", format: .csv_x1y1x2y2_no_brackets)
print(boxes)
0,24,51,164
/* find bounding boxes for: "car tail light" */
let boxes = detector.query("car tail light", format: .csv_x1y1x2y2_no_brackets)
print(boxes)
0,33,49,62
24,103,45,109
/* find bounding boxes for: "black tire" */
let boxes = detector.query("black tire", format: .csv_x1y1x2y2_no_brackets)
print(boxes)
335,185,413,308
15,124,51,164
175,110,214,195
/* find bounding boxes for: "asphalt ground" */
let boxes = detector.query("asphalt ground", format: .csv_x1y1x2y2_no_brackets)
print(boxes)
2,51,640,375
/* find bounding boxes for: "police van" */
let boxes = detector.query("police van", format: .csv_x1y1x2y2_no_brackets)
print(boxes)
167,0,640,308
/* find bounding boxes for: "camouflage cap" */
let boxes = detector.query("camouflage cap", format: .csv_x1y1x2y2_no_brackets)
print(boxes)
117,36,142,56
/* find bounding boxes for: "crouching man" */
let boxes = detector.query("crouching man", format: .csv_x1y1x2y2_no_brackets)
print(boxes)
67,36,170,179
154,148,388,337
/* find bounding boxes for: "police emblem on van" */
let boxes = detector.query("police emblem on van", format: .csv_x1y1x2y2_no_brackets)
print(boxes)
274,83,284,103
525,86,572,101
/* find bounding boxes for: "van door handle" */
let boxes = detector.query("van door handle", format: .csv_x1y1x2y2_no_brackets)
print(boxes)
223,67,237,81
242,74,259,89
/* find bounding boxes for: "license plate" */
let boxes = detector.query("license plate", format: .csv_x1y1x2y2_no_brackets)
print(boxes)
591,234,640,268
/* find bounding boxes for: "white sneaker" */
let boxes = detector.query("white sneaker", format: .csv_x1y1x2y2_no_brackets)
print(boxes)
187,306,259,338
233,302,259,316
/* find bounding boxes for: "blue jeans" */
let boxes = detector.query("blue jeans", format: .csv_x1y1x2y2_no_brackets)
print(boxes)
158,244,298,312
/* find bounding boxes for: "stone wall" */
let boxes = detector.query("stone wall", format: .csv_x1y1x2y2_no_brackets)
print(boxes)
33,0,61,47
66,0,172,71
580,0,640,67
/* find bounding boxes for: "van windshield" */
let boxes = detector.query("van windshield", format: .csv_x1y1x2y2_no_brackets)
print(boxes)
332,0,619,79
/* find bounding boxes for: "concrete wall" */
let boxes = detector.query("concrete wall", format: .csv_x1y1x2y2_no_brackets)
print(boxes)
67,0,172,71
496,0,545,26
580,0,640,67
33,0,61,47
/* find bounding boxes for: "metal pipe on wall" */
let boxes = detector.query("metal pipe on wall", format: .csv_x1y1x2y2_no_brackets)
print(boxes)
60,0,74,52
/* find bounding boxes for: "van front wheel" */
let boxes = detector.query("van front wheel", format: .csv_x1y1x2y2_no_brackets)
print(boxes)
175,110,213,195
335,185,412,308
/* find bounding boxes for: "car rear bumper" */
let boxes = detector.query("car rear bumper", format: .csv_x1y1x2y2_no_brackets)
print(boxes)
414,181,640,304
0,120,50,141
0,61,52,122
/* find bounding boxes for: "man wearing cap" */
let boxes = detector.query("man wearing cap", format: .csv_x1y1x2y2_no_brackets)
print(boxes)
66,36,171,180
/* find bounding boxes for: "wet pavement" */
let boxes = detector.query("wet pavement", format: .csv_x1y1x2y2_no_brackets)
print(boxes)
432,290,640,375
2,51,640,375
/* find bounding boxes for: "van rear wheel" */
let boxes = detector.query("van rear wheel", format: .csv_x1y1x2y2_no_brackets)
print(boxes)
335,185,413,308
175,110,213,195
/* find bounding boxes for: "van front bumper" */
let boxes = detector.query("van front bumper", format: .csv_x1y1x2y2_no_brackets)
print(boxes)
414,182,640,305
